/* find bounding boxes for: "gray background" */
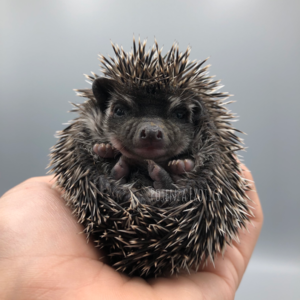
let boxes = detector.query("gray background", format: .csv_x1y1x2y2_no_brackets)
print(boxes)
1,0,299,299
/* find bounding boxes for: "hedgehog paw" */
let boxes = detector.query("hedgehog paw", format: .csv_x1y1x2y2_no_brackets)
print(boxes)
148,160,176,189
167,159,194,175
110,155,130,182
93,143,119,158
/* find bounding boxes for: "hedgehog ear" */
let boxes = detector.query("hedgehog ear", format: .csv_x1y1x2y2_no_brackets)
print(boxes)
92,77,116,112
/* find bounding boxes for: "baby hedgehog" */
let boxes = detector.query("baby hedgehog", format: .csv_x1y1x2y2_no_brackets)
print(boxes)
49,38,253,278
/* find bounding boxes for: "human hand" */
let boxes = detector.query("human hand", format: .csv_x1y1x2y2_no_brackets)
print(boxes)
0,164,263,300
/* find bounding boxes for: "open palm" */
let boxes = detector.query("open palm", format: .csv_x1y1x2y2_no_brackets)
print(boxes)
0,164,263,300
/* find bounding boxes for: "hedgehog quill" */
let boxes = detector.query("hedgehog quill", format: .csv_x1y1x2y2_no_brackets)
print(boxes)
49,38,253,278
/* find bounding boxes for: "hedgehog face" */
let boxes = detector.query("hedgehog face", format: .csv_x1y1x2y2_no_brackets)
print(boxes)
93,78,202,163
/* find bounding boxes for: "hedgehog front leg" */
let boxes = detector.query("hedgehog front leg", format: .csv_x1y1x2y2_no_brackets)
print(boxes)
110,155,130,181
93,143,130,182
147,160,176,189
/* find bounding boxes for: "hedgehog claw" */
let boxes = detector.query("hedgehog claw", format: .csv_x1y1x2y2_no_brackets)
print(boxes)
93,143,119,158
168,158,194,175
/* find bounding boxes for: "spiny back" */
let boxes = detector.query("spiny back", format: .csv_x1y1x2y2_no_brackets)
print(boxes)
90,37,225,98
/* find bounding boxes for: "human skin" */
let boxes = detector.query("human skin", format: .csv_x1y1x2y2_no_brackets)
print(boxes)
0,164,263,300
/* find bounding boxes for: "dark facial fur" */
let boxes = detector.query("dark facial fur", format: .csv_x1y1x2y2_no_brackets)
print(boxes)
49,38,253,278
93,78,201,164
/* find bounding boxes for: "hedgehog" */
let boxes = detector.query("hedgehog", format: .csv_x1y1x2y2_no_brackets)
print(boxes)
49,37,253,278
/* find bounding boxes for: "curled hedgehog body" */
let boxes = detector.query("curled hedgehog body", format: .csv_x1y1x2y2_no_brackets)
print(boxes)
49,38,253,278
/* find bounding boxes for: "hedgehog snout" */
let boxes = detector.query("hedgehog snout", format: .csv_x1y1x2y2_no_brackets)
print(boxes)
139,124,163,141
133,122,165,149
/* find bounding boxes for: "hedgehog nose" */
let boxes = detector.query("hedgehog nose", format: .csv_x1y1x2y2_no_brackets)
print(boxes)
140,126,163,141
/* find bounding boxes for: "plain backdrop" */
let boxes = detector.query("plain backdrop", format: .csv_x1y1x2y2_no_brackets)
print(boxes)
1,1,299,299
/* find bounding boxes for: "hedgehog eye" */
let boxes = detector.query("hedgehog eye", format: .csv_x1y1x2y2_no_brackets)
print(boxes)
176,112,185,119
114,107,125,117
174,109,187,120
